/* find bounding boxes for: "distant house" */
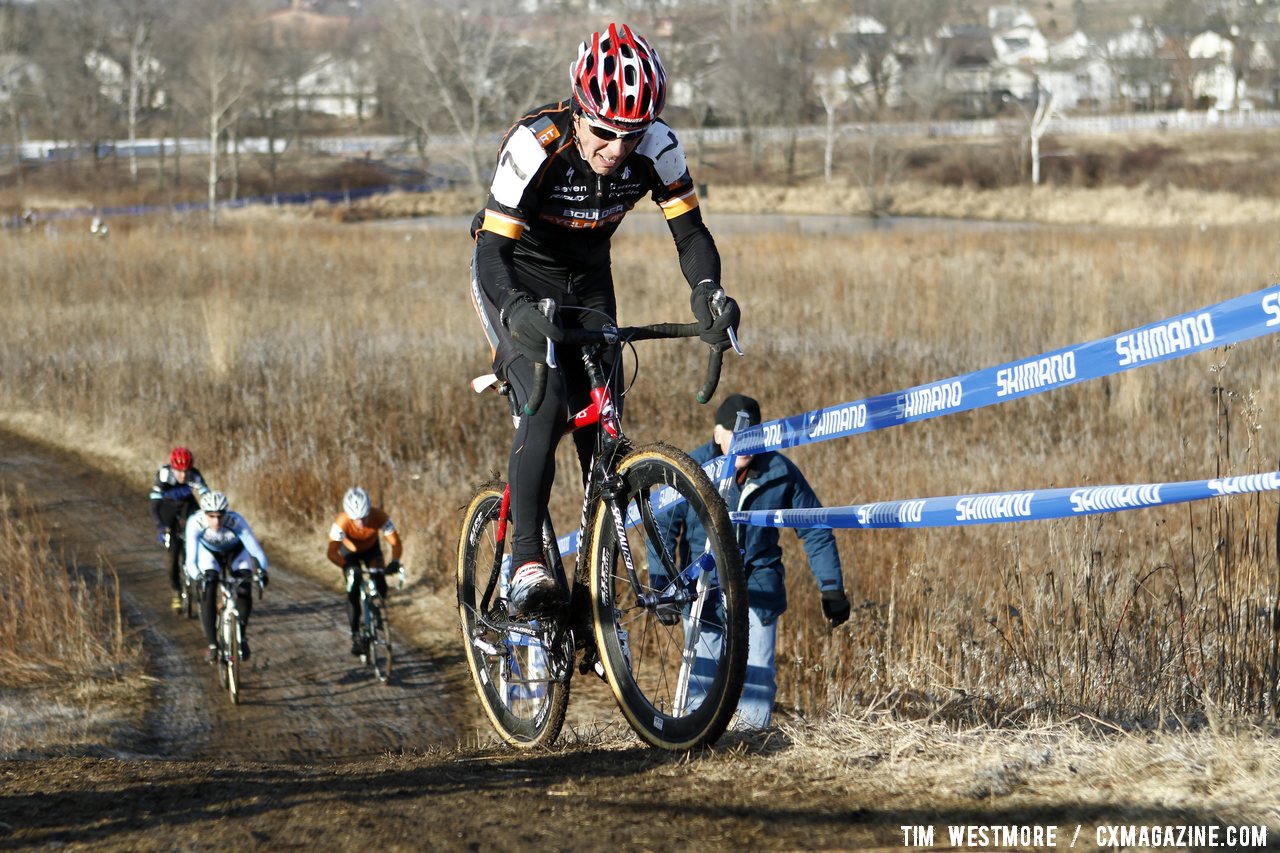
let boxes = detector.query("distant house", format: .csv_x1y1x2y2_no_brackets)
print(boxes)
0,52,39,108
992,24,1049,66
292,53,375,120
1094,17,1169,107
937,25,999,113
83,49,165,110
1188,30,1238,107
259,2,376,120
823,15,906,111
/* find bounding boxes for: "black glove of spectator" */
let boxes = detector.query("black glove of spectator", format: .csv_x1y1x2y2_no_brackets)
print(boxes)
387,560,402,574
821,589,850,627
502,293,563,364
689,280,741,353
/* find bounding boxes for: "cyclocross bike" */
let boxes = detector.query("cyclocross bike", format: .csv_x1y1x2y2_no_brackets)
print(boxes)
166,526,198,620
211,558,263,705
458,298,748,752
348,560,405,684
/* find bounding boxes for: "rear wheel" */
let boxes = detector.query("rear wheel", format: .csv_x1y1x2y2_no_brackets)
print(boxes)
181,558,196,620
457,484,569,748
587,443,747,751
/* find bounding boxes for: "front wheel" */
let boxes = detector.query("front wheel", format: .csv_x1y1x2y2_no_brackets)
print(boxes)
368,595,392,684
225,611,241,705
588,443,747,751
457,484,569,749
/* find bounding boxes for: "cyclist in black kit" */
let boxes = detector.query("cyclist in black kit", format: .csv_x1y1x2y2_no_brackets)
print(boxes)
469,22,741,618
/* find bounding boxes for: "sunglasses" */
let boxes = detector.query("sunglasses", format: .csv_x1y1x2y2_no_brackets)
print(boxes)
582,119,647,143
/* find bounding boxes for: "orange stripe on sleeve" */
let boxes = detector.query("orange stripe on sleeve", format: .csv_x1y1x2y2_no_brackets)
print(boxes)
658,189,699,220
481,209,526,240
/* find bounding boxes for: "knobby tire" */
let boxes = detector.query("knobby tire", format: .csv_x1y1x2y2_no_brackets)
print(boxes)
457,484,569,748
226,612,241,705
587,443,747,751
369,593,392,683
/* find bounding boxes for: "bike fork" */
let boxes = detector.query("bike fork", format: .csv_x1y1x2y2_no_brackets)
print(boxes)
674,566,713,716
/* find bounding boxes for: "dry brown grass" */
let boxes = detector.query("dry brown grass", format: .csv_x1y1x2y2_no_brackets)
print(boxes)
772,713,1280,834
0,491,137,687
0,491,147,757
0,208,1277,729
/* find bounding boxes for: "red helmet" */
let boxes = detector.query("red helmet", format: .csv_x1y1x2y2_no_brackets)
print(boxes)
570,23,666,132
169,446,193,471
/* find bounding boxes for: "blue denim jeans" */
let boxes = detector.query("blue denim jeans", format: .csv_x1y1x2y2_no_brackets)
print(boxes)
685,606,778,729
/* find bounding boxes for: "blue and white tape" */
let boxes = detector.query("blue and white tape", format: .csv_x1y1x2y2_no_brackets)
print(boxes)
732,471,1280,530
730,284,1280,455
551,285,1280,557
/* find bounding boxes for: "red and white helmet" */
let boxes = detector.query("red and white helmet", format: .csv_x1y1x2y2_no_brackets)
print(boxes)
570,23,666,132
169,446,193,471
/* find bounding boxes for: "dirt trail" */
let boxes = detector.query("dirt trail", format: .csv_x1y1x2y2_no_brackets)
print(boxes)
3,429,1270,852
0,428,467,762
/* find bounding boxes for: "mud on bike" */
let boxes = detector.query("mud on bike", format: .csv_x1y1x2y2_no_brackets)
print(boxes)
457,300,748,751
347,560,405,684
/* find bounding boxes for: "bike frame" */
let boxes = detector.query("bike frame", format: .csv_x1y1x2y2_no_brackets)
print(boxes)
477,334,716,699
480,343,615,618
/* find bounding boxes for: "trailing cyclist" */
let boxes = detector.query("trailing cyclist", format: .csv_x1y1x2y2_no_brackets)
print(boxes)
149,446,210,610
468,22,740,618
185,491,269,664
327,486,403,658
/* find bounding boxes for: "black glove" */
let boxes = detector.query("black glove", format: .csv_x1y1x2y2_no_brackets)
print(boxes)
821,589,850,628
501,293,563,364
259,571,269,589
387,560,402,574
690,280,741,353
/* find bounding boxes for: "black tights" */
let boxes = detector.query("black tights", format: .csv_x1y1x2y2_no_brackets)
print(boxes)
503,350,621,566
200,569,254,646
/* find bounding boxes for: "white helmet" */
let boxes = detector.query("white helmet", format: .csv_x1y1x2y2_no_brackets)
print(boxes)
343,486,370,520
200,491,229,514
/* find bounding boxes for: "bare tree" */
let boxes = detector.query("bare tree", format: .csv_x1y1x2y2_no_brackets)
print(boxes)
650,14,721,176
378,0,557,188
847,128,904,217
900,47,953,121
713,2,819,175
0,1,39,183
100,0,165,184
27,1,116,168
163,0,259,221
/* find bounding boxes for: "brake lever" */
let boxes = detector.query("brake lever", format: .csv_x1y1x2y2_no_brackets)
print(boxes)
538,298,558,368
710,289,743,356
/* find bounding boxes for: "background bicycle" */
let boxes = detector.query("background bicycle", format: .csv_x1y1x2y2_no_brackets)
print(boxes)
211,559,263,705
457,305,748,752
165,528,198,620
347,559,405,684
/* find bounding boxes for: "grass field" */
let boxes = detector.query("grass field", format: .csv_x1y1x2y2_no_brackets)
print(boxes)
2,182,1278,726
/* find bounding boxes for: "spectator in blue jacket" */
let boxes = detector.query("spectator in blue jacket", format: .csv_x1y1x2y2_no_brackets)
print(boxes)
651,393,851,729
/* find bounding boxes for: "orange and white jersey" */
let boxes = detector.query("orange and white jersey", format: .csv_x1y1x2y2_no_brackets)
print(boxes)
329,507,396,554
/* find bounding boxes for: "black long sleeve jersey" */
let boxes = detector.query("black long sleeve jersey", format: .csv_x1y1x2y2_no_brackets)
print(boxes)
471,100,720,311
